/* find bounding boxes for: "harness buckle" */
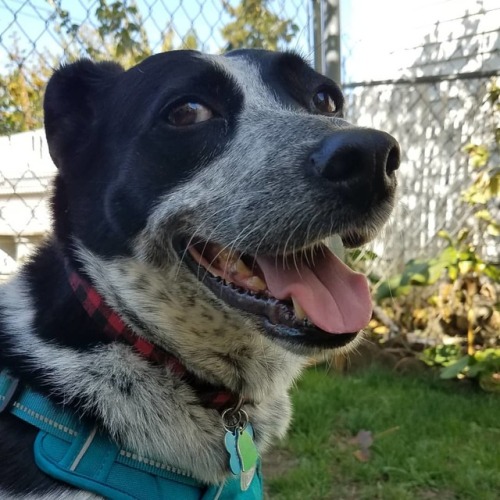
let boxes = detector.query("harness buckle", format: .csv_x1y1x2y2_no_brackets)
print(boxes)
0,373,21,414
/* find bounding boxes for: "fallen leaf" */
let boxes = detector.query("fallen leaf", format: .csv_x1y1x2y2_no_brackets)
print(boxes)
351,430,374,462
355,430,374,449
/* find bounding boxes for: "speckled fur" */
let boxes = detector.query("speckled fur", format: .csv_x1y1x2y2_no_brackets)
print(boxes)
0,50,397,498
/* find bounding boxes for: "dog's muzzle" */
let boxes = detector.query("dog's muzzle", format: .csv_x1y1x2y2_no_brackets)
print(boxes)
182,241,368,349
180,127,400,350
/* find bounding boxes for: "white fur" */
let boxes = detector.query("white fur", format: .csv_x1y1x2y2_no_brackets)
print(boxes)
0,51,396,496
0,265,302,485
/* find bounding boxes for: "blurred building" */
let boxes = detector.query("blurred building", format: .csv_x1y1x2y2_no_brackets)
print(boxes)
0,129,55,279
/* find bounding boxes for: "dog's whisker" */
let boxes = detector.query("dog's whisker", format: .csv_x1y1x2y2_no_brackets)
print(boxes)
196,219,260,286
172,202,254,282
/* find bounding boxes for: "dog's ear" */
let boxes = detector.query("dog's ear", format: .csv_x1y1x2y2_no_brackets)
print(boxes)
44,59,124,168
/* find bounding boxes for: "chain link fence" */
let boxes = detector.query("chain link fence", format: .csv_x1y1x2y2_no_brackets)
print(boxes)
0,0,311,280
340,2,500,287
0,0,499,288
344,74,499,282
1,0,311,62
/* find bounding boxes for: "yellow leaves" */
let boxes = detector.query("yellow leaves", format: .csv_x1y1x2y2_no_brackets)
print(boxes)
462,171,500,205
374,325,390,335
1,63,46,134
463,143,490,168
368,319,390,336
458,260,475,276
475,210,500,236
412,308,428,321
462,169,500,235
221,0,298,50
182,30,199,50
461,80,499,240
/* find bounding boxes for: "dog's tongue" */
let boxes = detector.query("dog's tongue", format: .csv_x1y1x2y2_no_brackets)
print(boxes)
256,249,372,333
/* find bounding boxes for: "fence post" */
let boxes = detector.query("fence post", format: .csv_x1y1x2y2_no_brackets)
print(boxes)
312,0,323,74
312,0,341,82
325,0,341,83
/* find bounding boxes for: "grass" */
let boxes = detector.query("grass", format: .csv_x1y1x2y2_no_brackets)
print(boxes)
264,365,500,500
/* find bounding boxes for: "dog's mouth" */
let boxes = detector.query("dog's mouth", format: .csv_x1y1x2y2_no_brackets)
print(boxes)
181,238,372,349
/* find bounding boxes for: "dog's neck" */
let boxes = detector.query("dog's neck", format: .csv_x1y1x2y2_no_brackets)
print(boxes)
0,241,306,483
73,244,306,403
65,258,249,412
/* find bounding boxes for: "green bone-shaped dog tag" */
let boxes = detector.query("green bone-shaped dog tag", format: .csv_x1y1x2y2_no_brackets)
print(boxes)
237,423,259,472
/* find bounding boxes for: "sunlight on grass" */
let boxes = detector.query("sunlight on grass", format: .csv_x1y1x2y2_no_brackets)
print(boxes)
265,366,500,500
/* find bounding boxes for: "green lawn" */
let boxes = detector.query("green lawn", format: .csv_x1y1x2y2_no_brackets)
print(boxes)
264,365,500,500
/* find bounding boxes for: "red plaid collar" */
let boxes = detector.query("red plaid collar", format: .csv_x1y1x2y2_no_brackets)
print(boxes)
67,262,246,412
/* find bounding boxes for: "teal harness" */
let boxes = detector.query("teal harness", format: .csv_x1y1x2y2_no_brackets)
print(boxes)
0,370,263,499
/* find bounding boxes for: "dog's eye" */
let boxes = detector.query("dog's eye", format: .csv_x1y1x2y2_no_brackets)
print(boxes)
167,102,214,126
312,90,337,115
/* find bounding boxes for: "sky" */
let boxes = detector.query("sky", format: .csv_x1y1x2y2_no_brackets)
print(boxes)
0,0,311,68
0,0,413,80
1,0,491,82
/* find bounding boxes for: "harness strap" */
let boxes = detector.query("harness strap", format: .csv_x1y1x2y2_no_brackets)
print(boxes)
0,372,80,440
0,370,263,499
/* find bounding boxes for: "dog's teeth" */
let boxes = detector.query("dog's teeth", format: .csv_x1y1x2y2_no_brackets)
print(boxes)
245,276,267,291
234,258,253,278
326,234,345,261
207,266,219,277
217,248,233,260
292,298,307,321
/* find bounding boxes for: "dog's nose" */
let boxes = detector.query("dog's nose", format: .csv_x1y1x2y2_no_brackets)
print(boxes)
308,128,400,183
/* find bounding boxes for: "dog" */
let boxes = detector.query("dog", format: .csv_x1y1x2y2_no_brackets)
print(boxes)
0,49,399,499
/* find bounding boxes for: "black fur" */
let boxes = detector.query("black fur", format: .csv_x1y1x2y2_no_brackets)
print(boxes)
46,52,243,258
0,49,399,497
0,414,78,496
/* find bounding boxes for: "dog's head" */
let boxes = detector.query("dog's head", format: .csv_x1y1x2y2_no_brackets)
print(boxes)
44,49,399,356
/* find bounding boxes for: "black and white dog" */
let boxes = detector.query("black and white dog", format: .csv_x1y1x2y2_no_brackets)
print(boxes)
0,49,399,498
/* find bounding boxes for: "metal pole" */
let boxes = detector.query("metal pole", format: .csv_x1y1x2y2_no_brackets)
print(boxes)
312,0,324,74
324,0,341,83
